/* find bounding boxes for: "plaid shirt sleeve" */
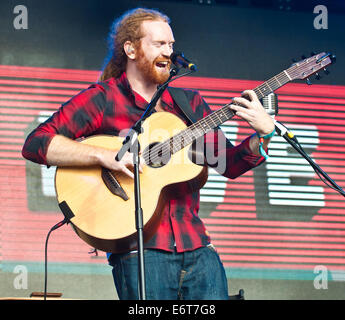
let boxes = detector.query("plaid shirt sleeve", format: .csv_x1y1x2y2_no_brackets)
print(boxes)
22,83,107,164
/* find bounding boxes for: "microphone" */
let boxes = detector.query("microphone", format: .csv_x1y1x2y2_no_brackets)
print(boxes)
261,93,296,141
261,92,278,118
170,51,197,71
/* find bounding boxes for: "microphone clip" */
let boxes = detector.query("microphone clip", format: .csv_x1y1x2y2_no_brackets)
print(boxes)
169,65,179,77
274,120,299,144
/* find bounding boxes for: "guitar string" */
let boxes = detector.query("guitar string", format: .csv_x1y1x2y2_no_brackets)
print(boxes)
141,72,289,164
141,105,233,164
151,69,286,153
142,77,286,164
141,105,234,165
141,57,323,164
255,71,289,94
142,71,289,163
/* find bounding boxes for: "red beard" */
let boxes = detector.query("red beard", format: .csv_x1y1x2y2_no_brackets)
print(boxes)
135,45,171,85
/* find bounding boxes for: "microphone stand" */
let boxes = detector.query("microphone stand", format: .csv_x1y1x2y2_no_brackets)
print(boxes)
274,120,345,198
115,65,192,300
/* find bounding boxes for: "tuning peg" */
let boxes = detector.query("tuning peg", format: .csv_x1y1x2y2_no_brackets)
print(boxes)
306,78,312,85
310,51,316,56
315,73,321,80
301,55,306,59
331,54,337,63
323,68,330,75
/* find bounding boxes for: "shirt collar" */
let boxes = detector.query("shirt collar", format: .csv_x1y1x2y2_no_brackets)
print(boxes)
118,72,174,111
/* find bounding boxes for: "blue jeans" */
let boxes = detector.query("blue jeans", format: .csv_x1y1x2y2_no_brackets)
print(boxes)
108,245,229,300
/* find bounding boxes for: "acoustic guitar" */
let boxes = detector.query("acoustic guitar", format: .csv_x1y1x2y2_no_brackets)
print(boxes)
55,52,334,253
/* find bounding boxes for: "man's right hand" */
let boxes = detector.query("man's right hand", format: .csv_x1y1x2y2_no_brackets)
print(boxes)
97,149,144,180
46,135,143,179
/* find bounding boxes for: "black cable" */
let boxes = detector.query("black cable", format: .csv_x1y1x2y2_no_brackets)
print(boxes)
284,135,345,197
44,218,68,300
293,140,345,195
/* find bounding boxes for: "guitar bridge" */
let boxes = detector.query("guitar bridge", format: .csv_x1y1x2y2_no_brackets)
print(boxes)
101,167,129,201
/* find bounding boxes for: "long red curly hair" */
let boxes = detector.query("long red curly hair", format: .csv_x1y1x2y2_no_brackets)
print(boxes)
99,8,170,82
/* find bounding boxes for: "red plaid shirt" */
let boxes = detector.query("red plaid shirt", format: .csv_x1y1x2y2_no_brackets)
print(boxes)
22,72,265,253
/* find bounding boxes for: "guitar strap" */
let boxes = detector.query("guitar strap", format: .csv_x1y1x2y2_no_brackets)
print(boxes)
167,87,197,125
167,87,208,192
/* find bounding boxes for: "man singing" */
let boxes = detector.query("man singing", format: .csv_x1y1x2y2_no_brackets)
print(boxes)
22,7,274,299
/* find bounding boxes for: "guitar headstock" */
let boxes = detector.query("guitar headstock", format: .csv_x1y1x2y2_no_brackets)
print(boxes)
286,52,335,82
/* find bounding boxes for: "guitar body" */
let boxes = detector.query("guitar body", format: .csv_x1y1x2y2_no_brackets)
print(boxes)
55,112,208,253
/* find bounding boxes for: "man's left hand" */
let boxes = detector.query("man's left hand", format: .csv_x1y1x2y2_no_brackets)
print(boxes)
230,90,275,136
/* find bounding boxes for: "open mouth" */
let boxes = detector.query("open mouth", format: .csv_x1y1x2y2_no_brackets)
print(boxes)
155,61,170,68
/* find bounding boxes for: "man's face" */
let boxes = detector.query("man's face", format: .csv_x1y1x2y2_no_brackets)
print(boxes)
135,20,175,85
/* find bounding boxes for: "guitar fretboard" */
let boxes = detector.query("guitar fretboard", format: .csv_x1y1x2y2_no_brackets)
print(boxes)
253,70,291,99
161,71,290,156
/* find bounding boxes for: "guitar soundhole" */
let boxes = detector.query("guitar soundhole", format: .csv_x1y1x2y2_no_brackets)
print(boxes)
144,142,171,168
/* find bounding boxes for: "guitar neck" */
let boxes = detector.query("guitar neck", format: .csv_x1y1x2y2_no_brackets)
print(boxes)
166,69,291,155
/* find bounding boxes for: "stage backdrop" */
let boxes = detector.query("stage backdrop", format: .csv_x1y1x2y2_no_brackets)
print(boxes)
0,0,345,299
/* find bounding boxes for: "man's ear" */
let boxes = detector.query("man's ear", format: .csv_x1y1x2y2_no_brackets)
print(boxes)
124,41,136,60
